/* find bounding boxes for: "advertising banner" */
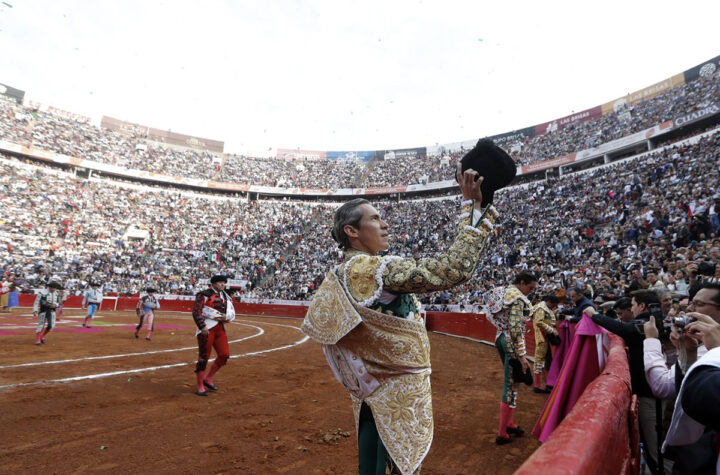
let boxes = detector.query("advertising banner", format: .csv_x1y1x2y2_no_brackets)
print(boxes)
374,147,426,161
101,116,224,153
521,153,577,174
363,186,408,195
275,148,327,161
535,106,602,135
485,126,536,145
101,116,149,135
207,181,251,192
429,127,535,156
682,54,720,84
0,83,25,104
326,150,374,162
673,102,720,128
27,100,91,123
601,74,685,115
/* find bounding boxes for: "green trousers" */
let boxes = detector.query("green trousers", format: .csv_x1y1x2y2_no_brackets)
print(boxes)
358,402,390,475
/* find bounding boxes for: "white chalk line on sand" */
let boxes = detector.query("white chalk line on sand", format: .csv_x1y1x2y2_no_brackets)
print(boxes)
0,323,265,369
0,314,142,330
0,321,308,390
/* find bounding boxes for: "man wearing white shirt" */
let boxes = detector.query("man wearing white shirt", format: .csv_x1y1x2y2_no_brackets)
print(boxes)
662,283,720,473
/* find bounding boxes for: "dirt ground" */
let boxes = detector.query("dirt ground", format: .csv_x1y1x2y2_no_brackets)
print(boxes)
0,308,544,474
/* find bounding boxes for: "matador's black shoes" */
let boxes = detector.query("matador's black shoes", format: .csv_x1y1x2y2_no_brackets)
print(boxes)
506,426,524,437
495,435,513,445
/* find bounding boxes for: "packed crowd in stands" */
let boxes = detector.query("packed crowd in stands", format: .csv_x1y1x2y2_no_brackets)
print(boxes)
218,154,367,189
0,70,717,190
0,154,324,296
510,71,720,165
1,127,719,304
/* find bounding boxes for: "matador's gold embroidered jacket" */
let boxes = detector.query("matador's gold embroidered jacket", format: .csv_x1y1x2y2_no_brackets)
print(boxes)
498,285,531,359
340,200,499,314
302,200,499,475
532,301,557,345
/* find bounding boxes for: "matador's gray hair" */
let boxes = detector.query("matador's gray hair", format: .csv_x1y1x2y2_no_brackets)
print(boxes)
331,198,370,250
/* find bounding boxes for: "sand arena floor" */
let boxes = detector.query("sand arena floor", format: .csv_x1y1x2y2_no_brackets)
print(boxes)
0,308,543,474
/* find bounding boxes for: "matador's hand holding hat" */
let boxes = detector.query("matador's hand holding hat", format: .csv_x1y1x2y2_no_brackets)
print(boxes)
460,139,517,208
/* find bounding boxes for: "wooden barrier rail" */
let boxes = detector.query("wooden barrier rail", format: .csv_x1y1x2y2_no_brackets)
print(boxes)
515,334,637,475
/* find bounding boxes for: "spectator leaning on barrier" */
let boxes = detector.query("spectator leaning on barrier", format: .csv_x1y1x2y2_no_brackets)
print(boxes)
613,297,634,322
561,287,596,323
664,283,720,474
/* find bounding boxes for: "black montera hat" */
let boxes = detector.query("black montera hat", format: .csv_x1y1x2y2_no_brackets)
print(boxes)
210,275,228,284
460,138,517,208
146,287,157,293
48,281,63,289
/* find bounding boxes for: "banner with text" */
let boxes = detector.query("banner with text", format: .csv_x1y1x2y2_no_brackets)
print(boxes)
601,74,685,115
275,148,327,161
326,150,374,162
673,102,720,129
535,106,603,135
427,126,535,156
101,116,224,153
486,126,536,145
374,147,426,161
27,100,91,123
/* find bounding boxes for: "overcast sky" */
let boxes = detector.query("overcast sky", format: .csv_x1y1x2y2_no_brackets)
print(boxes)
1,0,718,155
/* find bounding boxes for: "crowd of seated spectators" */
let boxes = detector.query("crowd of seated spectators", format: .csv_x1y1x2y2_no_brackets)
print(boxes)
0,154,322,296
262,129,720,306
1,127,719,305
0,70,717,190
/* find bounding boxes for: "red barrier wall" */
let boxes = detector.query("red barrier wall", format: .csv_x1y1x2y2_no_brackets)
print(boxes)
426,311,536,356
17,294,116,310
515,334,637,475
13,295,534,353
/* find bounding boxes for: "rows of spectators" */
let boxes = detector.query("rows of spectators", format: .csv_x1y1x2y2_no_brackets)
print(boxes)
262,130,720,306
0,70,717,189
1,128,718,304
0,154,321,296
217,154,366,189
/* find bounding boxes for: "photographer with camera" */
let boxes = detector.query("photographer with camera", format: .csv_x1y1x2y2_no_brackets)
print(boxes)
663,282,720,474
584,289,669,474
687,260,718,298
642,287,709,401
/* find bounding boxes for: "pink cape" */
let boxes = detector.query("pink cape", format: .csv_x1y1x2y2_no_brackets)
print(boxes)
532,315,609,442
546,319,576,388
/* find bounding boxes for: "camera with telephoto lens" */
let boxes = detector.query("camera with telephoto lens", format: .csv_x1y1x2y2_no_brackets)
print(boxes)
649,303,670,340
634,303,669,340
673,315,696,330
698,261,717,276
